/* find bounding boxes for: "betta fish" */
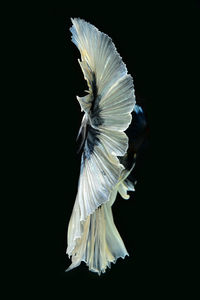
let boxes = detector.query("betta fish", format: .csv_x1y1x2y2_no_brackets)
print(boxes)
66,18,147,275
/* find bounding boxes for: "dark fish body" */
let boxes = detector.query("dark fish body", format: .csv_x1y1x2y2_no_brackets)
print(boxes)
119,104,148,171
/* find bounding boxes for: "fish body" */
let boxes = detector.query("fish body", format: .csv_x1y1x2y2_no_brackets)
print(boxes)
66,18,147,275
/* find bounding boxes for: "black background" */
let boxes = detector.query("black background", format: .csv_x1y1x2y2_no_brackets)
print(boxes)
11,2,199,298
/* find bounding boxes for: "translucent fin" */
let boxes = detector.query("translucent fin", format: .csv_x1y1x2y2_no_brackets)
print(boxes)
70,18,135,124
118,179,135,200
76,95,92,113
67,18,136,274
77,144,124,222
67,194,128,275
98,75,135,131
98,128,128,156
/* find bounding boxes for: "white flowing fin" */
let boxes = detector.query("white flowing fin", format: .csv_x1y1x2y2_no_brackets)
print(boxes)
77,143,124,222
76,95,92,114
67,18,136,274
66,193,128,275
66,169,135,274
98,128,128,156
70,18,135,121
76,113,88,141
118,179,135,200
98,74,135,131
76,60,93,114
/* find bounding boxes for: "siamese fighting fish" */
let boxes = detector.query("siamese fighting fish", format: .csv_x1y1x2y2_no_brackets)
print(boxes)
66,18,147,275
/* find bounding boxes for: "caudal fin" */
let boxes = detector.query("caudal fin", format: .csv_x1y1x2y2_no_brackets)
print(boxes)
66,191,128,275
